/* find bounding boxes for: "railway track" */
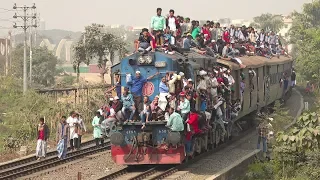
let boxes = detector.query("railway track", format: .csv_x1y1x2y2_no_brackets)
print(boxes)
97,165,174,180
0,139,96,171
98,127,254,180
0,141,111,180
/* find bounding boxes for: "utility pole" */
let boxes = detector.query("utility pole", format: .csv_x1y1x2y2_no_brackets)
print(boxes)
8,31,12,70
5,37,8,76
29,18,33,84
13,3,37,94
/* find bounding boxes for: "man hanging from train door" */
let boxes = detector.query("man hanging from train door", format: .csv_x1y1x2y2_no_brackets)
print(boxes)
127,71,159,115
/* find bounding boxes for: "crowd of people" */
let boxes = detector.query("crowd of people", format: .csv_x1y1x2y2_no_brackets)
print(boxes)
135,8,288,67
100,63,246,156
35,112,87,160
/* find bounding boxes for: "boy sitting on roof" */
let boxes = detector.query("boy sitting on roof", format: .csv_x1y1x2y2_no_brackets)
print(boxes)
136,28,155,54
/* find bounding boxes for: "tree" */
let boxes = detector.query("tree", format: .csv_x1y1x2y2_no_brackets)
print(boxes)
73,24,127,83
73,35,89,83
250,13,284,32
289,0,320,82
10,44,58,87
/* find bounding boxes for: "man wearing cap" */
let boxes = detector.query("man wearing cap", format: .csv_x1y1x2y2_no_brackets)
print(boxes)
121,87,135,121
112,96,123,121
159,76,169,111
182,33,194,49
177,92,190,121
128,70,159,113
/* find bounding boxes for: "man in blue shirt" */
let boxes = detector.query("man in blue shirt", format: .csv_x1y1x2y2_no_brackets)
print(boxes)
128,70,159,112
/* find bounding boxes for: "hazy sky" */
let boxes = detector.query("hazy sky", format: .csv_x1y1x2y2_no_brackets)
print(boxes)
0,0,312,33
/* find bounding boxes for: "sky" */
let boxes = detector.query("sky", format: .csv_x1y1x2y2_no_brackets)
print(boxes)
0,0,312,35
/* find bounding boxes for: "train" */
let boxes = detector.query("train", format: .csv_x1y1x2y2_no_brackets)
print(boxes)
109,50,293,165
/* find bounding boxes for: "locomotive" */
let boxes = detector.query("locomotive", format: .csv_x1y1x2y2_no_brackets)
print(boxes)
109,50,293,165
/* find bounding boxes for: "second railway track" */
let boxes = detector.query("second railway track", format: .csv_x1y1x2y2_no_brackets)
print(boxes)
0,140,111,180
98,127,254,180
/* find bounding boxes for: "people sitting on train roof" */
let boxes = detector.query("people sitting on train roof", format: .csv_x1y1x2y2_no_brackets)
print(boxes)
166,107,184,132
182,33,194,49
127,70,159,113
136,28,155,54
121,87,135,122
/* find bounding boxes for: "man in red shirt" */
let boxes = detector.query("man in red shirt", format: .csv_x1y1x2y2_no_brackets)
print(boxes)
36,117,49,160
185,110,202,157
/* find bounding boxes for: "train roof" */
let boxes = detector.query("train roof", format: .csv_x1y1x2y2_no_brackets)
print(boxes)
217,56,293,70
111,51,216,73
159,51,215,61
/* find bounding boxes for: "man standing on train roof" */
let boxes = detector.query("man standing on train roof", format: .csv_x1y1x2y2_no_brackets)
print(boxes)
151,8,166,32
151,8,166,45
166,9,179,36
127,70,159,113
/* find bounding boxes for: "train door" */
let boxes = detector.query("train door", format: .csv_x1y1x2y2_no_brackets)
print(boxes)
193,69,200,111
264,66,271,105
256,68,259,110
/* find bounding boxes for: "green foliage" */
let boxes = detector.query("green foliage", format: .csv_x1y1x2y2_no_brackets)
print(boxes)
289,0,320,82
73,24,127,82
244,111,320,180
9,44,58,87
250,13,284,32
61,76,76,86
0,76,104,152
244,161,278,180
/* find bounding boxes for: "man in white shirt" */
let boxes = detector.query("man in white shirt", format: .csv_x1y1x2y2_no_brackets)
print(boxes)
66,111,79,151
167,9,178,35
75,113,86,148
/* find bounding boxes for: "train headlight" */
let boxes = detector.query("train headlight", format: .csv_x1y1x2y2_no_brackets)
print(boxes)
138,56,145,64
145,55,152,64
110,132,124,146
